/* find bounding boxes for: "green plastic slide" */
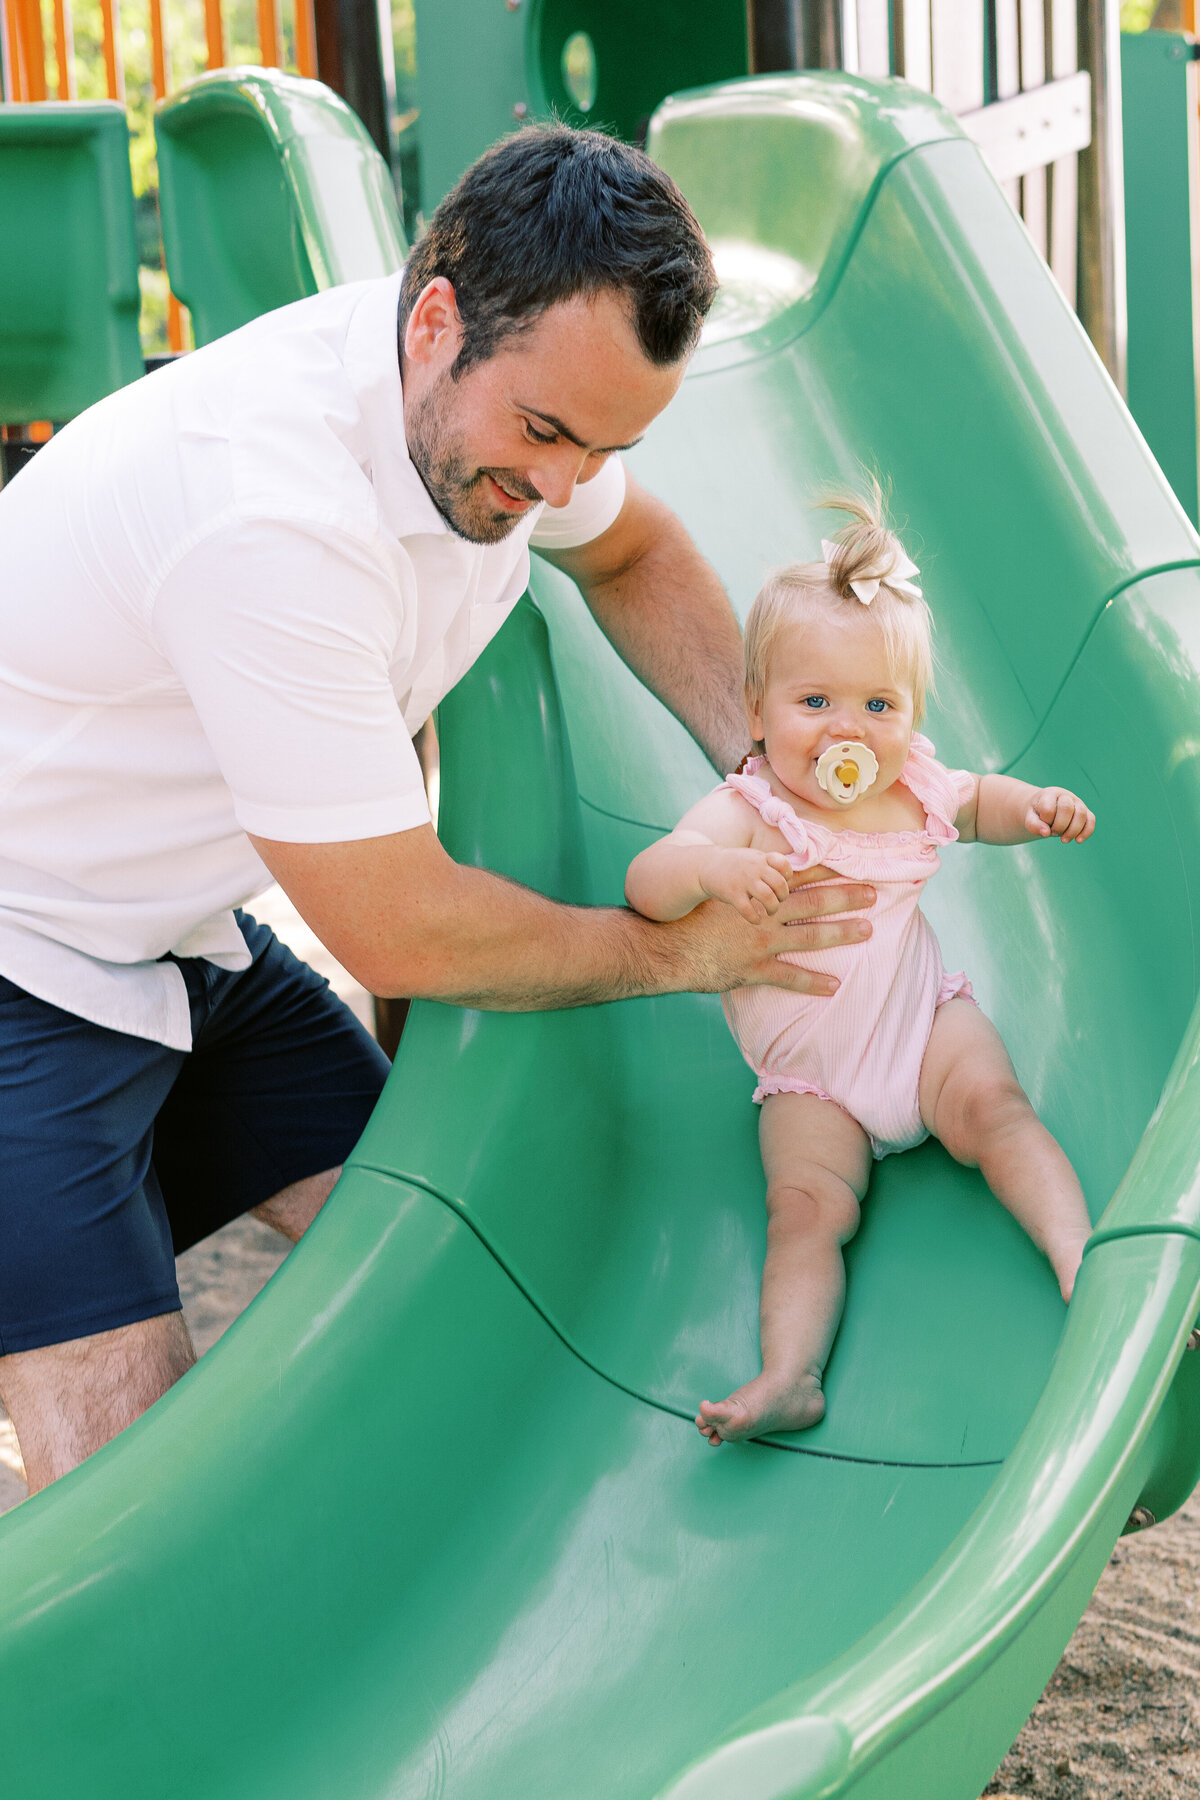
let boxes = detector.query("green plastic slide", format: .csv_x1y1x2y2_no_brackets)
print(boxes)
156,69,407,346
4,70,1200,1800
0,101,142,421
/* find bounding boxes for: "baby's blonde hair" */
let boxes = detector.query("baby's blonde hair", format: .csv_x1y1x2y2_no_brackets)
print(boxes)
744,482,935,728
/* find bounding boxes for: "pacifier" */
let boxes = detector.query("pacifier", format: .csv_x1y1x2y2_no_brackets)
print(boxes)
815,741,879,805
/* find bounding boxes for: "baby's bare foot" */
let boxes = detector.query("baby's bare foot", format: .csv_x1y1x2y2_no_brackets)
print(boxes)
695,1371,826,1445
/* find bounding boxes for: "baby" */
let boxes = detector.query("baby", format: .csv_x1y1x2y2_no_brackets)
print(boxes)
625,489,1095,1447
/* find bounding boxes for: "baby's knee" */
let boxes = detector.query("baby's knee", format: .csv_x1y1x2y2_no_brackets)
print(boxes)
767,1175,860,1244
946,1074,1033,1156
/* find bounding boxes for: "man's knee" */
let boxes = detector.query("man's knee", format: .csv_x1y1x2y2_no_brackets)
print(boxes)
0,1310,195,1495
252,1165,341,1243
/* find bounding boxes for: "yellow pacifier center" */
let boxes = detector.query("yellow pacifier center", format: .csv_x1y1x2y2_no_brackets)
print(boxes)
816,740,879,805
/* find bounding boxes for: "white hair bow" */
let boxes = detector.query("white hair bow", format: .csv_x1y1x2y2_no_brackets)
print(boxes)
821,538,922,606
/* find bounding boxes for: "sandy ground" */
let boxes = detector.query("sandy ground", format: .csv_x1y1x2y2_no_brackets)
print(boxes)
1,889,1197,1792
986,1490,1200,1797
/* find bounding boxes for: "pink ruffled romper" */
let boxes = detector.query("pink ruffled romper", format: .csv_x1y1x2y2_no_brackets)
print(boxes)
722,735,976,1159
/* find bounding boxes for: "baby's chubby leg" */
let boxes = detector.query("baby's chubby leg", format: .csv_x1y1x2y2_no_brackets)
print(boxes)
919,998,1092,1302
697,1093,871,1446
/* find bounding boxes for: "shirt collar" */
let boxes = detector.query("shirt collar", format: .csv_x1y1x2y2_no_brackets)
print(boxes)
342,271,454,541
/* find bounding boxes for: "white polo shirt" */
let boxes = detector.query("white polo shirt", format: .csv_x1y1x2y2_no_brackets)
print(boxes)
0,272,625,1049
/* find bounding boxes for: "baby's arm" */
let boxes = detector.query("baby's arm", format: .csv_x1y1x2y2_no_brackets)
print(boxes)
955,775,1095,846
626,788,796,923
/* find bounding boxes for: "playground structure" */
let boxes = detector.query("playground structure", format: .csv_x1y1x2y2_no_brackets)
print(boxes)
1121,23,1200,524
3,33,1200,1798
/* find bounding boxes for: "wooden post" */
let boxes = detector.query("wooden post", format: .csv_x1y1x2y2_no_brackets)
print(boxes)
856,0,891,77
1047,0,1080,308
1077,0,1127,388
930,0,984,112
1019,0,1048,258
993,0,1022,207
894,0,932,89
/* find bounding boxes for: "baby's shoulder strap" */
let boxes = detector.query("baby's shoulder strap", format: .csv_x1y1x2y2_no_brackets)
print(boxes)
722,763,827,866
901,733,975,838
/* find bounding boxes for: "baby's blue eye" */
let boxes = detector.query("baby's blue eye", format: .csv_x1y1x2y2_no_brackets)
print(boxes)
803,695,828,709
866,698,888,714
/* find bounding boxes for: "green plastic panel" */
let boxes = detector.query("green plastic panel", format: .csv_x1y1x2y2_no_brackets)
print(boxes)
525,0,747,146
1122,29,1200,525
6,70,1200,1800
0,102,142,421
412,0,748,210
156,68,407,345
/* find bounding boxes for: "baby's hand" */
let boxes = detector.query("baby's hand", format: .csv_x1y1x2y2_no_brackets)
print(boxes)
1026,787,1095,844
699,848,795,922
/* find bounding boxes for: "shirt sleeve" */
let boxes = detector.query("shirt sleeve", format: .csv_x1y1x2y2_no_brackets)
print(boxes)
152,519,430,843
528,454,626,550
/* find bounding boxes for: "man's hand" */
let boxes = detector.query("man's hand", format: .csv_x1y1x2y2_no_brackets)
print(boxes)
668,873,874,997
249,826,873,1009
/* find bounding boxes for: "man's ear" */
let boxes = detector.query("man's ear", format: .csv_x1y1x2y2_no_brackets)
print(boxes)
404,277,463,372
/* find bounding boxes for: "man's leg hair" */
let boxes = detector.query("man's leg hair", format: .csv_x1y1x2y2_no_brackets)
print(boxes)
0,1165,341,1496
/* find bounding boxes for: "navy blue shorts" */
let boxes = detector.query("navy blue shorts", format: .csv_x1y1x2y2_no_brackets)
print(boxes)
0,912,391,1354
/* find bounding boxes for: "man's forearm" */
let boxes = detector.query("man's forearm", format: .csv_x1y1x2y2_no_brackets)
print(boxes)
375,862,683,1008
573,504,748,776
249,826,875,1010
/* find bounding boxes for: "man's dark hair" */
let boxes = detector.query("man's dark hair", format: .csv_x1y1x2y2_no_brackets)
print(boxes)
399,125,717,378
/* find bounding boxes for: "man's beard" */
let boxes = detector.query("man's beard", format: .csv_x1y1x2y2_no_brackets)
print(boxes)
405,371,542,545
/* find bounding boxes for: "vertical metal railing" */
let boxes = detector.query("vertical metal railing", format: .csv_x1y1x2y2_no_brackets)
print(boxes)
0,0,318,104
0,0,321,355
747,0,1126,386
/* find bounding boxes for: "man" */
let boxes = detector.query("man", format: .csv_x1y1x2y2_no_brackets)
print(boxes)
0,126,873,1494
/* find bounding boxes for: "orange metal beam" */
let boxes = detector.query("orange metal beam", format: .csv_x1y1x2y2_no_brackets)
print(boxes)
2,0,25,100
256,0,279,65
147,0,167,94
204,0,224,68
98,0,123,98
293,0,316,77
51,0,75,96
146,0,186,351
15,0,47,99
